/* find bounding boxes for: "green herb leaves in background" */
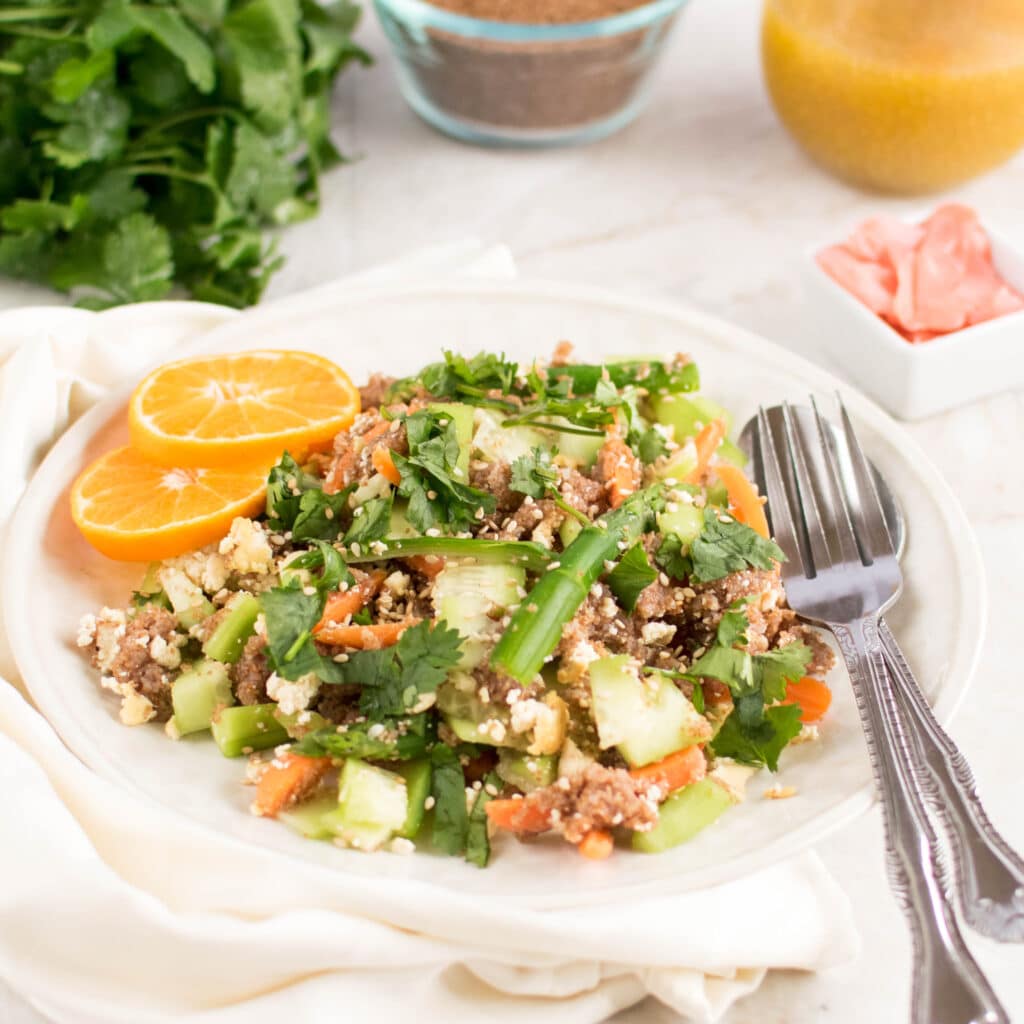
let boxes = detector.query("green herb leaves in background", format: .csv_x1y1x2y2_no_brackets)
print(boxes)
0,0,369,308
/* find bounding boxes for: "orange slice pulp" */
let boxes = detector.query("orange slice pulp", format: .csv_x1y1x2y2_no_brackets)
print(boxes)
128,350,360,467
70,447,270,561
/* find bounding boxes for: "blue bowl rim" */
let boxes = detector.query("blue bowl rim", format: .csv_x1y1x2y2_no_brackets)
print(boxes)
372,0,688,42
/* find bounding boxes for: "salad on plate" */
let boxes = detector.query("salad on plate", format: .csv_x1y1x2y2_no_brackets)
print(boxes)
74,345,834,867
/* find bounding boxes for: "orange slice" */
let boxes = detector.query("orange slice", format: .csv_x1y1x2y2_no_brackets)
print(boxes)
71,447,269,561
128,350,360,467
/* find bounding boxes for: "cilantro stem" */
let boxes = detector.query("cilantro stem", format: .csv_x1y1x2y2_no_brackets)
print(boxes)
132,106,245,143
0,60,23,75
283,630,311,664
490,486,664,683
503,416,606,438
0,7,81,21
552,494,590,527
119,164,214,188
1,25,82,40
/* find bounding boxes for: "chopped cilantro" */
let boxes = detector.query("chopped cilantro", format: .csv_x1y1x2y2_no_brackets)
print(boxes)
607,543,658,612
711,704,803,772
635,426,669,464
655,507,785,584
509,447,560,500
430,745,469,857
389,350,520,404
342,495,393,547
392,410,495,533
292,716,435,762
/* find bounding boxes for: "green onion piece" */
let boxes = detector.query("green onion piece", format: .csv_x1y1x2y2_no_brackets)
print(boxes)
341,537,551,573
490,487,663,684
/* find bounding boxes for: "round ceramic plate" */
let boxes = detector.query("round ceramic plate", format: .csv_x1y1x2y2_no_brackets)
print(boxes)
4,279,986,909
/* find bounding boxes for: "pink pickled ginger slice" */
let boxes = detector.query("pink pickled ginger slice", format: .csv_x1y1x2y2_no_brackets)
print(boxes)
817,204,1024,343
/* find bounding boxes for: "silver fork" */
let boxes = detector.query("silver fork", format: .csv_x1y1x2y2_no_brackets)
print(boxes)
755,399,1008,1024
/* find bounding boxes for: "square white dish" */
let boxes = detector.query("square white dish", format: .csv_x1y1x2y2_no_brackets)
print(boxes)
802,215,1024,421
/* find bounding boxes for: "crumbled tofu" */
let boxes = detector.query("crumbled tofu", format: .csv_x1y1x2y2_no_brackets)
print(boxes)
100,672,156,726
709,758,756,802
383,571,410,597
76,613,97,648
641,621,677,645
120,690,157,726
764,785,798,800
389,837,416,856
165,546,229,593
511,695,568,755
219,517,274,575
149,633,182,670
557,639,602,684
791,725,821,746
93,608,127,672
164,718,181,740
266,671,320,716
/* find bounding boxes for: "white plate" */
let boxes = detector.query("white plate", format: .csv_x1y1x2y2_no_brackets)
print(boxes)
4,279,986,909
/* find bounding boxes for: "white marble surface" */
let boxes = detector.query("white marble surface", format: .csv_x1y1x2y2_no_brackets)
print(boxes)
3,0,1024,1021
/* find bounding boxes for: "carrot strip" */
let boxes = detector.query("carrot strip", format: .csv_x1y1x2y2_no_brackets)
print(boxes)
578,829,615,860
685,418,727,484
783,676,832,723
485,798,552,833
598,430,641,509
372,445,402,486
314,570,386,634
715,463,770,539
403,554,445,579
252,753,331,818
629,745,707,796
314,619,419,649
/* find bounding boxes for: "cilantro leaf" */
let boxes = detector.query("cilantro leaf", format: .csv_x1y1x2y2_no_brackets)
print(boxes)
292,489,350,542
654,532,690,581
265,452,350,540
607,543,658,612
547,358,700,398
259,583,325,679
635,426,669,464
390,349,520,404
711,703,803,772
688,508,786,584
430,745,469,857
509,446,560,501
342,496,392,547
292,715,435,761
465,770,501,868
758,642,813,704
393,410,495,534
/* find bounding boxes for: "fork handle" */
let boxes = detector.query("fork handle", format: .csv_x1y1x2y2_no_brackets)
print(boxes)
879,619,1024,941
831,618,1007,1024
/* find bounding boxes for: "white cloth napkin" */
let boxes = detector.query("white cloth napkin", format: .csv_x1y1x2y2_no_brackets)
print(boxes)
0,242,859,1024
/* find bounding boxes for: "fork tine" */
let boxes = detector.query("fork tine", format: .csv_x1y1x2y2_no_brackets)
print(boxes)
837,396,896,560
809,396,866,566
756,406,805,578
779,402,834,576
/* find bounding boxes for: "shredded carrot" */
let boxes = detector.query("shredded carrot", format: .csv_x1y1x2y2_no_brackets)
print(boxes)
314,570,386,634
314,619,418,649
485,798,552,833
325,420,392,493
578,829,615,860
715,463,770,539
372,445,402,486
629,745,707,796
252,753,331,818
783,676,832,723
403,554,445,579
598,430,642,509
685,418,727,484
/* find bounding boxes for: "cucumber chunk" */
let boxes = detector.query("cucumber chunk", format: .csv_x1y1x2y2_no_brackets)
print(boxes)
278,794,338,840
325,759,409,851
559,515,584,548
429,402,474,480
657,506,704,548
632,777,736,853
432,562,526,669
211,704,289,757
396,759,432,839
650,394,747,469
203,594,260,664
472,409,545,465
589,655,712,767
535,421,603,468
496,750,558,793
170,659,234,736
158,566,214,629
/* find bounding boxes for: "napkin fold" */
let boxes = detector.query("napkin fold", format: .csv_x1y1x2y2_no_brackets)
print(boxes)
0,242,858,1024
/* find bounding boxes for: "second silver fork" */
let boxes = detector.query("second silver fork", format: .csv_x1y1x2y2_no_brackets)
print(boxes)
755,400,1008,1024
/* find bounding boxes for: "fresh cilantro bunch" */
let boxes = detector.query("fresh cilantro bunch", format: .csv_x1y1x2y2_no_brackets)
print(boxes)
0,0,369,308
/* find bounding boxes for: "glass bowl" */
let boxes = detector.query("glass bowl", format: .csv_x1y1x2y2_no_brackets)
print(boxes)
373,0,690,146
